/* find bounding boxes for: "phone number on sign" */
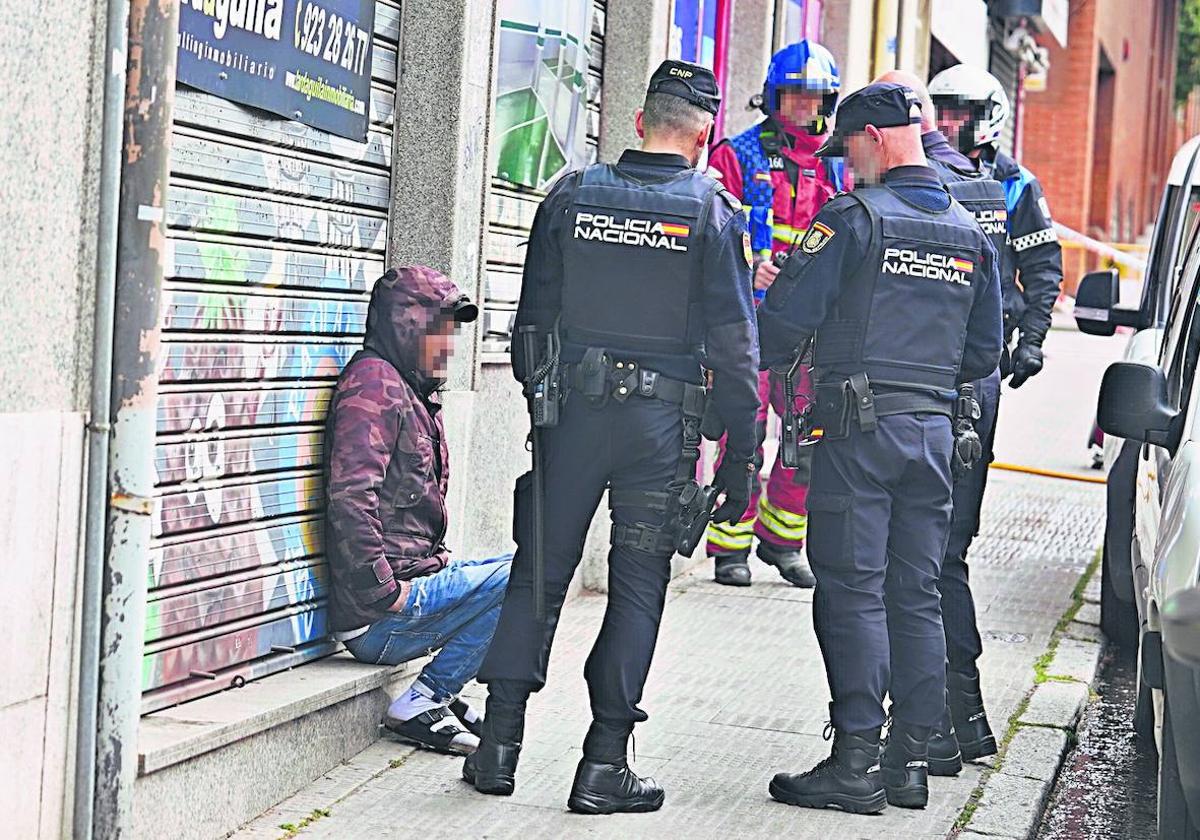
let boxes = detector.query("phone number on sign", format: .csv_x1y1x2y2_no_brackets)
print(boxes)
293,0,370,75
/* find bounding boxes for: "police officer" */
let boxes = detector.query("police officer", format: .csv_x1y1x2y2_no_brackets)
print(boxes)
925,64,1063,768
703,41,844,588
464,60,760,815
759,83,1002,813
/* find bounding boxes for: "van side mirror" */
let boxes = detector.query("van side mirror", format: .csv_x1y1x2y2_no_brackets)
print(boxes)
1097,362,1178,447
1074,270,1120,335
1074,269,1146,335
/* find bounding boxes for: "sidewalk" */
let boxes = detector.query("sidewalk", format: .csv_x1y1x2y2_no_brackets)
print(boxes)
235,329,1115,840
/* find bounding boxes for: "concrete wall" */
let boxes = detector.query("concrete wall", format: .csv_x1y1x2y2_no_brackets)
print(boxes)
0,0,108,837
823,0,878,92
722,0,775,139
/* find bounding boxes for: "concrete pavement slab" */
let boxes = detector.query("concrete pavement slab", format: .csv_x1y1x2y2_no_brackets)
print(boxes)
968,773,1055,839
1065,621,1104,644
999,727,1070,782
1046,638,1103,684
1021,681,1090,730
1075,601,1102,626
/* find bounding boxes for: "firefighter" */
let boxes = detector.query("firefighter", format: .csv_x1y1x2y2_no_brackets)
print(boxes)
703,41,845,588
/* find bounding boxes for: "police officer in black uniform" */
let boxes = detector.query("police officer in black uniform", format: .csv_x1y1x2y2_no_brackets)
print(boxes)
923,67,1062,772
758,83,1002,814
464,60,761,815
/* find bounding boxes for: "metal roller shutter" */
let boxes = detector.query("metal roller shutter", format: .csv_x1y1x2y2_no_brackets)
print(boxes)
989,40,1020,158
481,0,606,362
143,1,400,713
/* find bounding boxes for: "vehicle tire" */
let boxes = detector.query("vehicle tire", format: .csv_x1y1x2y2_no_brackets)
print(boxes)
1101,544,1140,650
1159,689,1200,839
1136,666,1157,751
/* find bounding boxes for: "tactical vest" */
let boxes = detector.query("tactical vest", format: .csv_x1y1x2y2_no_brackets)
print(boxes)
560,163,719,356
932,158,1023,329
812,184,986,393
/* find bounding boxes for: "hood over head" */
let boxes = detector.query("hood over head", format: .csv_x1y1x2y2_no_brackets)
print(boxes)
362,265,478,396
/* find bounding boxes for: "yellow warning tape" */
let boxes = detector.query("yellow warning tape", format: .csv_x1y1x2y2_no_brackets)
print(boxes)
991,461,1108,485
1059,241,1148,253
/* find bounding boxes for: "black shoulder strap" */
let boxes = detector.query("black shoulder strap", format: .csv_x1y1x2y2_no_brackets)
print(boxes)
688,178,725,345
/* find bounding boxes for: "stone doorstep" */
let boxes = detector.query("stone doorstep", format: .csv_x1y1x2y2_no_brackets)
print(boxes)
137,652,427,776
133,552,693,779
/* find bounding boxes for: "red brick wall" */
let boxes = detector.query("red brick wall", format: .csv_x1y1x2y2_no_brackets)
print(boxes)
1022,0,1179,290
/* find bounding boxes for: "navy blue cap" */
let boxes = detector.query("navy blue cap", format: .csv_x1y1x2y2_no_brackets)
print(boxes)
815,82,922,157
647,60,722,115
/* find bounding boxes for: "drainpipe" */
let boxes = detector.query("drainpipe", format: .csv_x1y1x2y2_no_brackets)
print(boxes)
73,0,130,835
91,0,179,835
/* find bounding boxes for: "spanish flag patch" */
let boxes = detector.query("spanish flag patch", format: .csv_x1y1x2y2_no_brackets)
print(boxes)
950,257,975,273
661,222,690,238
801,221,835,254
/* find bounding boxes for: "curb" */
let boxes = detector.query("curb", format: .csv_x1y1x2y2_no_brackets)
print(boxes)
951,554,1105,840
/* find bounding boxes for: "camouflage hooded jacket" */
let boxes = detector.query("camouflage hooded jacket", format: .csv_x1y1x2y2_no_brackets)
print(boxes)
324,266,466,632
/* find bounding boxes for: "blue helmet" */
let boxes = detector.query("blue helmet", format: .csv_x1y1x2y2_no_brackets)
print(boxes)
761,41,840,131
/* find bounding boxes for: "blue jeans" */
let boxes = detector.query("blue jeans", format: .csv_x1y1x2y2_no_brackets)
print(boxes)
343,554,512,702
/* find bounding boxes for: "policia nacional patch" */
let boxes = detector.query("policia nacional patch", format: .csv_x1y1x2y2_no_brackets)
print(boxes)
801,221,835,254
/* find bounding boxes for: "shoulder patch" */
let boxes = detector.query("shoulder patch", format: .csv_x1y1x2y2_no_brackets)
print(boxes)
801,221,835,254
718,186,742,214
742,230,753,266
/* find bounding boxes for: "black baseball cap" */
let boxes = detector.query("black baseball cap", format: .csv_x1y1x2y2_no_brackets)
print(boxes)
647,59,722,115
815,82,922,157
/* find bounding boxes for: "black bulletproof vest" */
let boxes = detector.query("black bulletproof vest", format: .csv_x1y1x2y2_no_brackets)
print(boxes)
812,183,986,392
560,163,719,356
931,159,1022,326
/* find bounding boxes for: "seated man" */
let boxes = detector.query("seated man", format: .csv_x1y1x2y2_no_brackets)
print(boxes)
324,265,511,755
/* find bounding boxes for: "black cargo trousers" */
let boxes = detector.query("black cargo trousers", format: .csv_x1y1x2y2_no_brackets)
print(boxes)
476,390,684,726
939,367,1002,678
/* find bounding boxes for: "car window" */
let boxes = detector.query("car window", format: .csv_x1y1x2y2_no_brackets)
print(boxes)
1164,235,1200,406
1159,215,1200,380
1145,185,1200,325
1173,283,1200,423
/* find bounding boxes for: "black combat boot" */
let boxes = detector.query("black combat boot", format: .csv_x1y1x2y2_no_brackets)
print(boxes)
948,670,997,761
462,694,525,796
769,725,887,814
926,702,964,777
567,721,665,814
880,721,931,808
713,550,752,586
757,541,816,588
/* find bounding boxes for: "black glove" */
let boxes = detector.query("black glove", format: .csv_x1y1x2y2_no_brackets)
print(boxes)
711,456,755,525
1007,342,1044,389
700,401,725,442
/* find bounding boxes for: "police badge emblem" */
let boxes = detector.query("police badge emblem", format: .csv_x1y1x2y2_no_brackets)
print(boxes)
801,221,835,254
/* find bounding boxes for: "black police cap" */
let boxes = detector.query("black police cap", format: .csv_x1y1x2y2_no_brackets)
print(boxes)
815,82,922,157
647,60,721,116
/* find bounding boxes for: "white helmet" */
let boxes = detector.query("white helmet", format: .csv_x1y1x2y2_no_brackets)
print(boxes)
928,64,1011,151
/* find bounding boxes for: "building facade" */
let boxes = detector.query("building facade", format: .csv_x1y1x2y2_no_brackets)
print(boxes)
1021,0,1180,288
11,1,1187,838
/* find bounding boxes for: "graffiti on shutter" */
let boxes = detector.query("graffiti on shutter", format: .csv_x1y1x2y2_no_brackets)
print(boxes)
143,0,401,713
